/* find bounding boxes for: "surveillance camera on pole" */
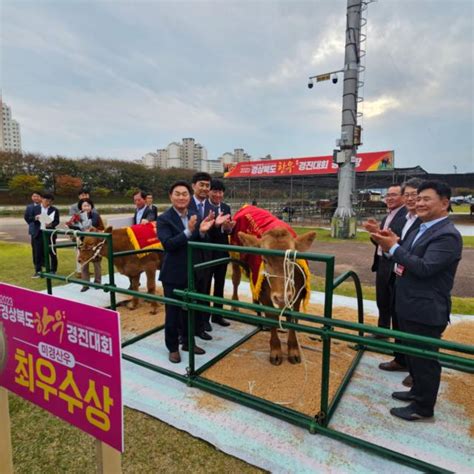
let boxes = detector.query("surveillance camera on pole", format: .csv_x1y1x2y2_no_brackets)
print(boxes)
307,0,372,239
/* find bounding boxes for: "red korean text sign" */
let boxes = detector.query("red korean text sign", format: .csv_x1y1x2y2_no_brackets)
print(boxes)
0,283,123,452
223,150,394,178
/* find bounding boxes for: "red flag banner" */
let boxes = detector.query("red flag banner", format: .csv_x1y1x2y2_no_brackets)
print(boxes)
224,150,394,178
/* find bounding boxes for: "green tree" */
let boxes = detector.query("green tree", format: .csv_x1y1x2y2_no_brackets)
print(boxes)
93,187,112,198
8,174,44,196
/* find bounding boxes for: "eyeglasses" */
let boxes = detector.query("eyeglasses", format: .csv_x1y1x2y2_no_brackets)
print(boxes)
403,192,417,198
386,193,401,198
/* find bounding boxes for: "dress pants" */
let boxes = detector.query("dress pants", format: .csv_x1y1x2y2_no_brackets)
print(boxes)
162,283,190,353
81,258,102,284
375,257,395,329
209,263,228,315
32,232,58,272
390,282,406,367
398,318,446,416
195,269,211,332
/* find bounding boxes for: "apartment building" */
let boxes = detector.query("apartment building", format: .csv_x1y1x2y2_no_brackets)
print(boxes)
0,99,22,152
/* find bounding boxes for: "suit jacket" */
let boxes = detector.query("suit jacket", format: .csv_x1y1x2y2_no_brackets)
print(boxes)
133,206,156,225
208,201,232,259
32,205,60,238
157,207,203,286
24,203,41,236
147,205,158,221
393,218,462,326
188,198,215,263
371,206,407,272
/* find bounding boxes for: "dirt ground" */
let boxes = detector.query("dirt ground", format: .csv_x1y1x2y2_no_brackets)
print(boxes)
308,240,473,298
119,291,473,436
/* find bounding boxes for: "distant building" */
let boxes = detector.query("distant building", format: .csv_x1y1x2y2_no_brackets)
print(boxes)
142,137,209,170
207,160,223,174
217,148,252,166
0,99,22,152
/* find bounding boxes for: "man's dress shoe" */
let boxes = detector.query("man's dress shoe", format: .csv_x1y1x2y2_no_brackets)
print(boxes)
181,345,206,355
390,403,433,421
212,317,230,327
197,331,212,341
379,359,408,371
402,375,413,387
169,351,181,363
392,391,416,402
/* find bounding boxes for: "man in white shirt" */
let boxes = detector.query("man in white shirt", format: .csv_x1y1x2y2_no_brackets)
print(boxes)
380,178,423,374
363,185,406,343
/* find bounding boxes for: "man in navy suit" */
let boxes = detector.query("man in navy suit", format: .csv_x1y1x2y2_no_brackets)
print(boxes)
133,191,157,224
207,179,234,328
157,180,216,363
372,181,462,421
381,178,423,375
188,172,215,339
31,192,60,277
24,191,43,277
145,193,158,221
363,185,406,346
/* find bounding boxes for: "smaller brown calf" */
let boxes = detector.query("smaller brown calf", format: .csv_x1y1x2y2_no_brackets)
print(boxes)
78,227,162,314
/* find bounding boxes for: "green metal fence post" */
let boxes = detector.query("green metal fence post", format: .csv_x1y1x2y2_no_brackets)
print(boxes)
42,230,52,295
106,233,116,310
186,242,196,379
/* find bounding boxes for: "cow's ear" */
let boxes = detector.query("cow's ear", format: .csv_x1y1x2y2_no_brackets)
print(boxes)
295,231,316,252
104,226,113,233
238,232,261,248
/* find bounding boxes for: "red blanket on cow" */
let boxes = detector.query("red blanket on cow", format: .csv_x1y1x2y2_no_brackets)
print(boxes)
126,222,162,258
231,205,311,308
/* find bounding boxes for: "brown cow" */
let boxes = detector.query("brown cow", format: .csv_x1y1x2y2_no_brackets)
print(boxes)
235,228,316,365
78,226,162,314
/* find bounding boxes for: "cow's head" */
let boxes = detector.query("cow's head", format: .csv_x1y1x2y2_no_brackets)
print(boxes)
78,226,111,264
238,228,316,308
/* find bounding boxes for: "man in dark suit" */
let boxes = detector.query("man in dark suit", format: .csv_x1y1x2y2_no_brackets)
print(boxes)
363,185,406,353
157,180,216,363
24,191,43,277
31,192,60,276
207,179,234,328
188,172,215,340
372,181,462,421
133,191,156,224
145,193,158,221
381,178,423,375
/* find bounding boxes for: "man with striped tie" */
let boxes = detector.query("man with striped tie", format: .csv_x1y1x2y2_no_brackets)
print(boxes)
371,181,462,421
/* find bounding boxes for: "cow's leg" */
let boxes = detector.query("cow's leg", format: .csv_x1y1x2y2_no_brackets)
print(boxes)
127,275,140,310
269,325,283,365
287,299,302,364
145,267,157,314
231,262,241,311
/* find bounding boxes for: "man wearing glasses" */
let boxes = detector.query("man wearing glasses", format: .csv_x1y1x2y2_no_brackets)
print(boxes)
379,178,423,378
363,185,406,352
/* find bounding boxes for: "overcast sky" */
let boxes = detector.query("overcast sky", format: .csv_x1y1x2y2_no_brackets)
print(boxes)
1,0,473,173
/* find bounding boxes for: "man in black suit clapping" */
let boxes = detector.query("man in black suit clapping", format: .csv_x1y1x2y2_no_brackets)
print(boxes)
207,179,234,328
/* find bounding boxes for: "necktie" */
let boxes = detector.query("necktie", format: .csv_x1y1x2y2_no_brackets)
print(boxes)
411,223,427,248
198,202,204,219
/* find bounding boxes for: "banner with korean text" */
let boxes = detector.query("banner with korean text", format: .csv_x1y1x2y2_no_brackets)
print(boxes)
0,283,123,452
223,150,394,178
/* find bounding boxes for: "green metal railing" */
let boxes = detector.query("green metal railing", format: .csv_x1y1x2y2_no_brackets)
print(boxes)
39,231,473,473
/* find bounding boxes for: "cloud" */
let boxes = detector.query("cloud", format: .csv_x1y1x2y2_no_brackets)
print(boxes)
363,95,401,119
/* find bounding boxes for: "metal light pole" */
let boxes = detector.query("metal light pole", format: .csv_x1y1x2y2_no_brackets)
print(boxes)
308,0,369,238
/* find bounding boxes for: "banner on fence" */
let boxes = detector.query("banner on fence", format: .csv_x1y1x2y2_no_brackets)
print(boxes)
0,283,123,452
223,150,394,178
